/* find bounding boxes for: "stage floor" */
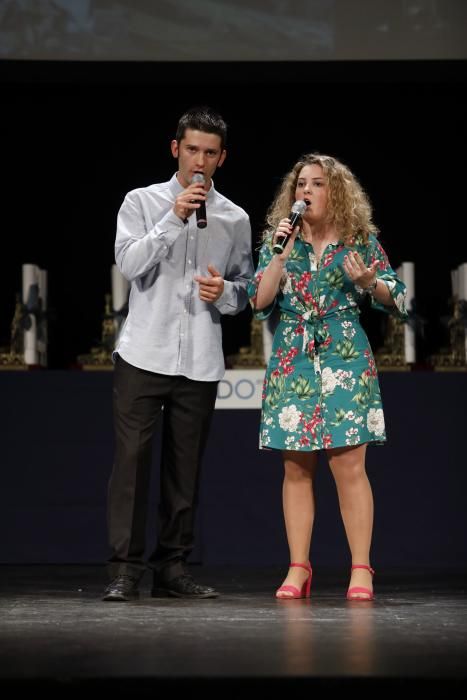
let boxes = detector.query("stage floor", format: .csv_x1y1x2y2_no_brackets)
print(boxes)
0,565,466,696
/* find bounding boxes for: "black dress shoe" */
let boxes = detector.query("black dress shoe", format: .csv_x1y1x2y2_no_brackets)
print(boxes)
151,573,219,599
102,574,140,602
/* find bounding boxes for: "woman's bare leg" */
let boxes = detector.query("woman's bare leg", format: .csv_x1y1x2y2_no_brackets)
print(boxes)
327,444,374,598
277,449,318,597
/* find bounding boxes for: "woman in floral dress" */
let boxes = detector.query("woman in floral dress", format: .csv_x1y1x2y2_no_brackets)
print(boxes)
248,153,407,600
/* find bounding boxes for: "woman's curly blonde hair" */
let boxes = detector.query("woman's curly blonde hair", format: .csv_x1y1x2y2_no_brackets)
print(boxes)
262,153,378,246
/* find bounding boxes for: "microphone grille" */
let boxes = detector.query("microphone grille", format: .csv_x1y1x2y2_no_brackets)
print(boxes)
191,173,205,184
292,200,307,214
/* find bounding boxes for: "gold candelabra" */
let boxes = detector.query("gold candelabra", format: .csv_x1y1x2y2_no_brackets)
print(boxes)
77,294,115,370
430,298,467,371
0,294,27,370
374,315,411,371
226,317,267,368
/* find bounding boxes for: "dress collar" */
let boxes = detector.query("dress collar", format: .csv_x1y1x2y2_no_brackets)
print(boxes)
298,232,342,247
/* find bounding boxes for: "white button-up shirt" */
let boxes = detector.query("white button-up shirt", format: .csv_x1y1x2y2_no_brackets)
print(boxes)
114,173,253,381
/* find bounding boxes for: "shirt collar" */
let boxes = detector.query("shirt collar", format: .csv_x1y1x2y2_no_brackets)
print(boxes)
169,172,216,201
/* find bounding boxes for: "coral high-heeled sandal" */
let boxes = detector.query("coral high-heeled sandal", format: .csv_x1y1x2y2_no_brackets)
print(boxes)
346,564,375,601
275,562,312,599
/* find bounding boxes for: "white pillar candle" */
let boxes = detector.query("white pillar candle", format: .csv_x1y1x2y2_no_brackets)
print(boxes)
451,268,459,298
22,264,39,365
37,268,48,367
458,263,467,362
458,263,467,302
398,262,416,364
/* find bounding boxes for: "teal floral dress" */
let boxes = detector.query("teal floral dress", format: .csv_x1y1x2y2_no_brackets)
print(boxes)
248,233,408,451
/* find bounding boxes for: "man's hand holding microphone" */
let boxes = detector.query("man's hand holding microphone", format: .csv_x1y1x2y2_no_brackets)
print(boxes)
173,172,207,226
172,172,223,302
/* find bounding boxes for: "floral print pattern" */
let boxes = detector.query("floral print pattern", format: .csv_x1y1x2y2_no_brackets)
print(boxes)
248,233,408,451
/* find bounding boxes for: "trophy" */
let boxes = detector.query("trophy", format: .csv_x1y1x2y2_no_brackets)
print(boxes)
77,265,129,370
375,262,415,371
430,263,467,371
0,264,48,370
226,317,268,368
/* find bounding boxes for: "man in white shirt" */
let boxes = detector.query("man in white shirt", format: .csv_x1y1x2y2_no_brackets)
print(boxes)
103,106,253,601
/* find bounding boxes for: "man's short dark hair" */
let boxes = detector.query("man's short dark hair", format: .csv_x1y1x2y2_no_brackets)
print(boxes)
176,106,227,150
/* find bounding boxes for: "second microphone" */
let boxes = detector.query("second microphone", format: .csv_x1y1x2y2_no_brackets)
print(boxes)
272,200,307,254
191,173,208,229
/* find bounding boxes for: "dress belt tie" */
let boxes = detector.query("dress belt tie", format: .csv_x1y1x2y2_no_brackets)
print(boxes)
281,311,326,354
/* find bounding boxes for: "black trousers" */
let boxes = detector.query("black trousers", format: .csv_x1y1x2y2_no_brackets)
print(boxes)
107,355,218,580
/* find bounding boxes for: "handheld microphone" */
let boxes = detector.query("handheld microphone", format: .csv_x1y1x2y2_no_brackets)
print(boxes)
272,200,307,254
191,173,207,229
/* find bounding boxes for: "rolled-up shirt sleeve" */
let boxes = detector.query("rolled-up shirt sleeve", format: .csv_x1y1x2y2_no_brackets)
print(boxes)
247,238,278,321
363,235,408,320
213,215,254,316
